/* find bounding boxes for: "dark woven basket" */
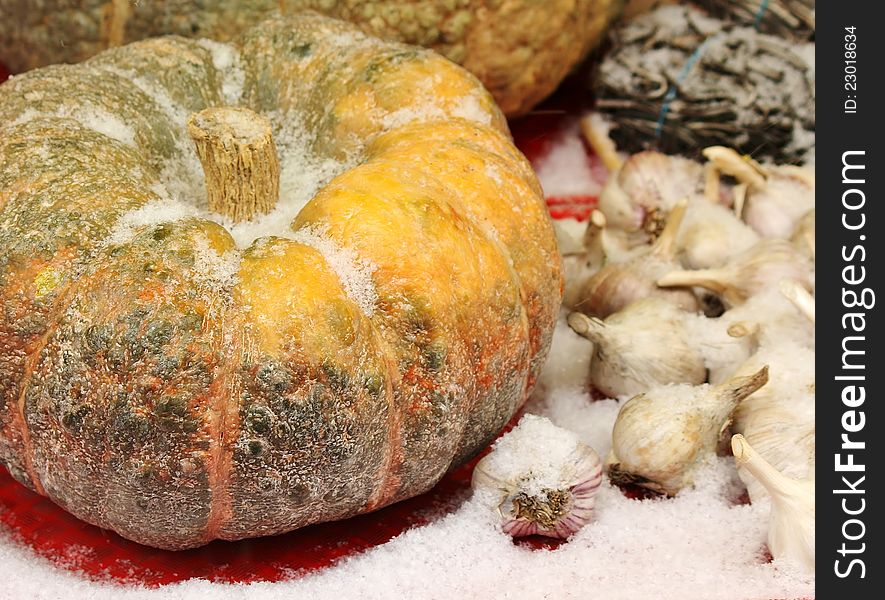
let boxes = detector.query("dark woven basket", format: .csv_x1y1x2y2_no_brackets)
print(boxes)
593,5,815,163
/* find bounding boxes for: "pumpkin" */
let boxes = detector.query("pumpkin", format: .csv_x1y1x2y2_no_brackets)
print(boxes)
0,12,562,549
0,0,626,116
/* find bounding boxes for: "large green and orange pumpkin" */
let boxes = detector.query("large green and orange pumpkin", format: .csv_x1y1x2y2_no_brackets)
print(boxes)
0,12,562,549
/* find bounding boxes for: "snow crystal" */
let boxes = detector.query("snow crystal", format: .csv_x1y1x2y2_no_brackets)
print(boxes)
191,235,241,291
477,414,588,496
291,225,379,318
533,311,593,395
533,124,603,198
380,105,447,130
449,93,492,126
11,106,137,148
196,39,245,105
105,199,201,246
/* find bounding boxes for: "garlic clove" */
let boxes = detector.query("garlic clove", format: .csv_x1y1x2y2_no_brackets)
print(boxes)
609,366,769,495
575,200,699,317
471,414,603,539
568,297,707,398
731,434,815,571
657,239,812,308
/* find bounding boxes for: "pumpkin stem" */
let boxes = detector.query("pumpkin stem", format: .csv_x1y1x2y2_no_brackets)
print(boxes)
187,107,280,223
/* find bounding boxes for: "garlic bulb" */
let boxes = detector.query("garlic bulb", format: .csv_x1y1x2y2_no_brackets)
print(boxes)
608,366,769,495
791,209,815,260
568,297,707,398
598,151,705,235
743,168,815,240
731,434,815,571
657,239,812,308
677,200,760,269
471,414,603,539
582,209,637,269
702,146,814,239
575,200,699,317
730,344,815,503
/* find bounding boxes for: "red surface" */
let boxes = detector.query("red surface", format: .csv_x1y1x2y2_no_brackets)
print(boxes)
0,58,608,586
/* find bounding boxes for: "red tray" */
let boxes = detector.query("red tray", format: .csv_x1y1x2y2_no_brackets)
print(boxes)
0,60,600,587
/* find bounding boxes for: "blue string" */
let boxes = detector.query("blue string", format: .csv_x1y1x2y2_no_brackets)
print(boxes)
753,0,771,29
654,39,711,139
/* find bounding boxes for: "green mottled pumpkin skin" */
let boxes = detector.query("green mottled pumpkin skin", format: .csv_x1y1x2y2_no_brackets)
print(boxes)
0,13,562,549
0,0,625,115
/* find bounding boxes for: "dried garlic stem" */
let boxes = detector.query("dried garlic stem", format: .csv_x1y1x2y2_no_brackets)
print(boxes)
650,198,687,258
580,113,623,172
780,280,815,323
704,162,720,202
657,267,734,301
732,182,748,220
702,146,768,190
188,106,280,223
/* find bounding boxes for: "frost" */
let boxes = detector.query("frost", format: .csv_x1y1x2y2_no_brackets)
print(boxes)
533,124,603,198
11,106,137,148
196,39,244,105
291,225,379,318
450,93,492,126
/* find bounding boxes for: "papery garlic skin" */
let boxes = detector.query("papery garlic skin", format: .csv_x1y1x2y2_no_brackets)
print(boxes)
471,414,603,539
732,435,815,571
609,367,769,495
681,313,759,385
743,168,815,240
569,298,707,398
678,200,760,269
658,239,812,308
729,344,815,503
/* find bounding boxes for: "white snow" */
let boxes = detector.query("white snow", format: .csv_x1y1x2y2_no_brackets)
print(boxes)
291,225,379,317
196,40,245,105
532,124,603,198
476,414,588,496
11,106,137,148
0,41,815,598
